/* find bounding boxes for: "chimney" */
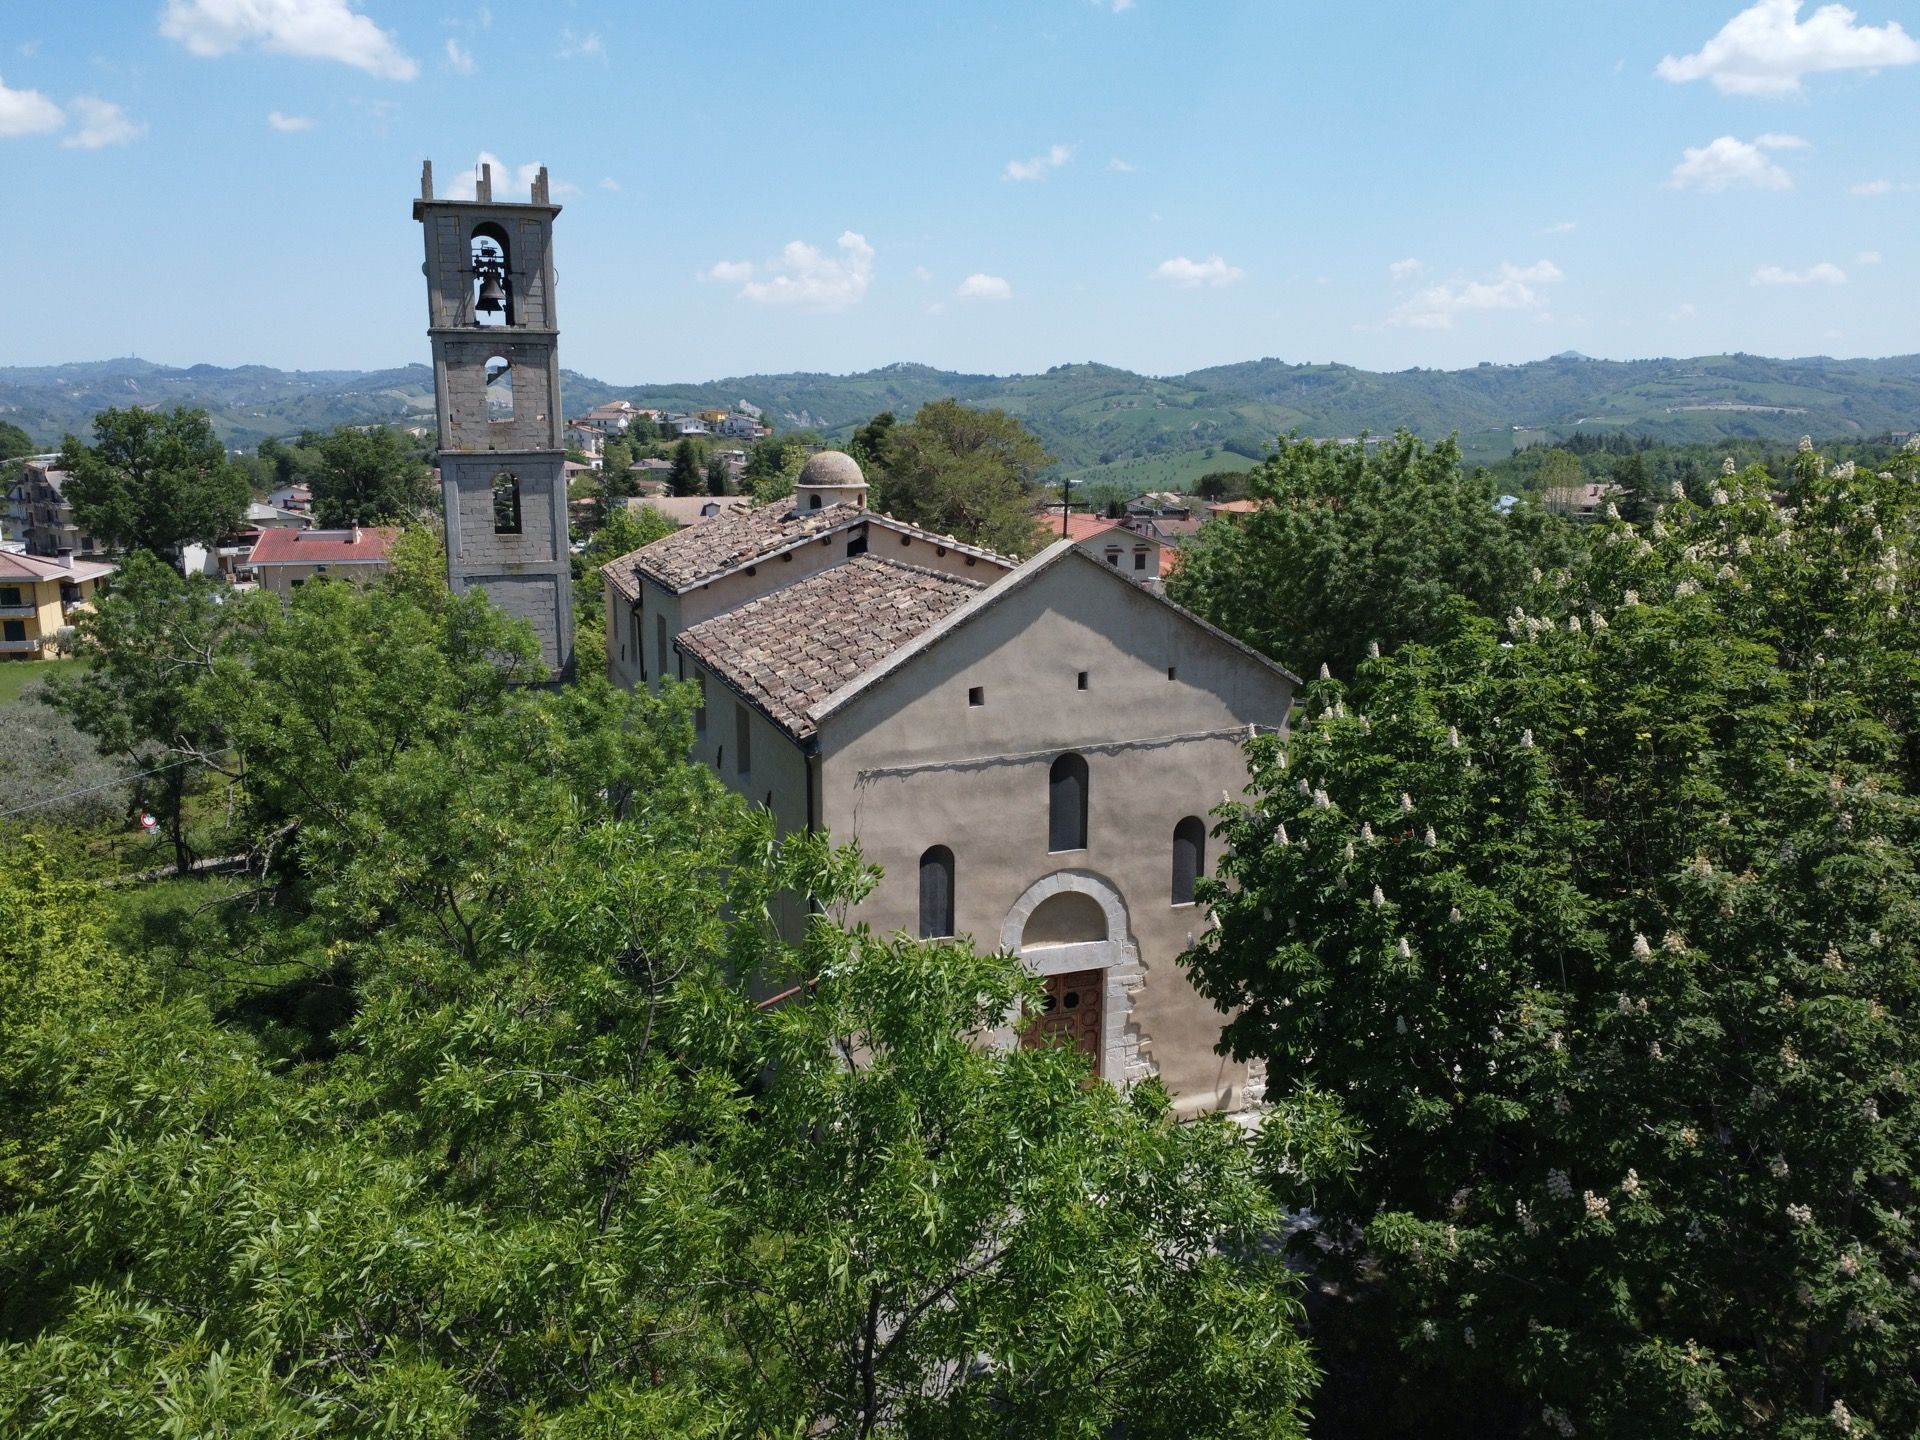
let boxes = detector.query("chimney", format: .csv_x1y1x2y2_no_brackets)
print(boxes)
351,523,361,545
60,551,72,570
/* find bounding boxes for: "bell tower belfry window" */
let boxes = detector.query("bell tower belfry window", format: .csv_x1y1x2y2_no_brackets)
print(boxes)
413,158,574,677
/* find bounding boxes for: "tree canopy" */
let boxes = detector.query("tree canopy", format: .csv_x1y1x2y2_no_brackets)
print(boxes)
0,420,34,462
864,400,1053,557
3,567,1317,1438
1185,443,1920,1437
307,424,435,528
57,406,250,557
1169,430,1575,679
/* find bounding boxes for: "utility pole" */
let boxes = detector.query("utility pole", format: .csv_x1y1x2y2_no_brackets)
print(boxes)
1058,473,1073,539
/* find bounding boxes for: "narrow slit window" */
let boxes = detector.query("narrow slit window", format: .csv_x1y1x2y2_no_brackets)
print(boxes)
1172,816,1206,905
656,615,667,685
735,703,752,777
492,471,522,534
968,686,984,707
1049,753,1089,852
1076,671,1089,691
919,845,955,939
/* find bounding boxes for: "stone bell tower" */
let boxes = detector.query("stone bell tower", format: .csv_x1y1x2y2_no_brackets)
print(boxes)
413,159,574,676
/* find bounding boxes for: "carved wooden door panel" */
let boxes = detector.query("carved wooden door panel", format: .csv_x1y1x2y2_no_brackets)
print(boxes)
1021,967,1104,1072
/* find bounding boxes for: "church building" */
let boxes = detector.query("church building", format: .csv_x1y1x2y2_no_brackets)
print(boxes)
603,453,1297,1117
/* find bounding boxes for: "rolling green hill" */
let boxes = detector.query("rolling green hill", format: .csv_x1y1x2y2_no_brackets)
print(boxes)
5,351,1915,478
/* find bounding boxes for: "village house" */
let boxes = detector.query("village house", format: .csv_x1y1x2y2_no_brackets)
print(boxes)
601,452,1295,1117
248,525,399,598
1049,512,1163,585
13,458,108,559
0,549,114,659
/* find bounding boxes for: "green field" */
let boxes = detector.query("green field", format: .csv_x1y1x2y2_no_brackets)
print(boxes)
0,657,81,708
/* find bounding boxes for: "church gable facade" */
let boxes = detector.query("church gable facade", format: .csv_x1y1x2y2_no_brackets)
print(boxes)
605,454,1297,1116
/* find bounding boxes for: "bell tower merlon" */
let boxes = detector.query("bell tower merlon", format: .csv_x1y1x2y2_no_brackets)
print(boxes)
413,158,574,677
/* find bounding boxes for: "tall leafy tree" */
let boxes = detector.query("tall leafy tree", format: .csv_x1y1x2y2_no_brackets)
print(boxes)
668,437,701,496
0,420,34,462
1186,445,1920,1437
866,399,1053,557
1169,430,1574,679
704,453,731,496
1,571,1318,1437
308,424,435,527
58,406,250,557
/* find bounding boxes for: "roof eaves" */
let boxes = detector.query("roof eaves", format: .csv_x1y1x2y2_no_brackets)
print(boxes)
803,540,1301,730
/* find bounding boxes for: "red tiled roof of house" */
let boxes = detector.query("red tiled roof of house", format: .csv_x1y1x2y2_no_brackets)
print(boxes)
249,526,399,566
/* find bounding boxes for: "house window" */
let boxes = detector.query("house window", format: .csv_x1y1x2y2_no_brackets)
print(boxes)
968,686,984,707
1076,671,1089,691
1172,816,1206,905
0,587,20,606
1049,753,1089,852
1105,548,1121,566
919,845,955,939
1134,549,1147,571
735,703,752,778
2,620,25,643
1167,666,1177,681
632,607,645,680
493,471,522,534
808,494,823,510
847,528,868,558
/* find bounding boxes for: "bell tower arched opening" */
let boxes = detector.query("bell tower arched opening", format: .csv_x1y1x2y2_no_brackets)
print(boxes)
470,222,512,326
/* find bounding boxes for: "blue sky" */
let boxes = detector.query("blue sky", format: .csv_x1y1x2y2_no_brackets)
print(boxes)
2,0,1917,382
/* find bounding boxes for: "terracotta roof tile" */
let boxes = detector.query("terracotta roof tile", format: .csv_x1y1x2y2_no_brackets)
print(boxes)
677,556,985,738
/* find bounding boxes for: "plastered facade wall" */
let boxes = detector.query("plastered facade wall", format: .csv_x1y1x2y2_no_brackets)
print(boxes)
814,558,1293,1117
255,561,388,600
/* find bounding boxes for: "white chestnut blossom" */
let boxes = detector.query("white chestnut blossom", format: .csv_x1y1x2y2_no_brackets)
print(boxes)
1547,1169,1573,1200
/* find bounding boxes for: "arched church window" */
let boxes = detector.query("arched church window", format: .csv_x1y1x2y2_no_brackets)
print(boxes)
492,471,521,534
1172,815,1206,906
919,846,955,939
1049,753,1089,852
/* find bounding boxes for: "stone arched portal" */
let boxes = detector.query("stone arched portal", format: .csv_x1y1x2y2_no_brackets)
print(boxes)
998,869,1148,1085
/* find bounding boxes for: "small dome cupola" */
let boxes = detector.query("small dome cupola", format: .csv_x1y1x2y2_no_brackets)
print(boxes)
793,450,868,514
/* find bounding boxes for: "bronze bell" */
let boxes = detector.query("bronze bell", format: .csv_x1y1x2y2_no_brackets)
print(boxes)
475,267,507,317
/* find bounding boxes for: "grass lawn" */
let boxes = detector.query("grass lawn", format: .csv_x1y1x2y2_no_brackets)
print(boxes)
0,657,83,708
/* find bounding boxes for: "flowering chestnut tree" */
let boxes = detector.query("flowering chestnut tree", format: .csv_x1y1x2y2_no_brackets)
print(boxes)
1189,442,1920,1437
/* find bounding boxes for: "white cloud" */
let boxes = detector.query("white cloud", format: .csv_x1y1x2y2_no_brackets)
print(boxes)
912,265,933,282
703,232,876,309
698,259,755,285
1857,249,1882,263
557,27,604,62
266,109,312,130
1093,0,1135,10
1752,261,1847,284
1851,177,1918,195
61,97,144,149
1388,256,1423,282
598,176,620,191
161,0,418,80
445,38,474,74
1673,301,1699,319
1753,131,1810,148
1668,134,1802,191
957,273,1012,301
0,74,63,137
1390,259,1564,329
1153,255,1246,288
1004,143,1072,181
445,151,556,201
1108,156,1136,172
1537,220,1578,236
1657,0,1920,95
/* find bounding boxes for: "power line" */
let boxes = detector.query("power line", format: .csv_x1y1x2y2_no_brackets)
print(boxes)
0,751,227,821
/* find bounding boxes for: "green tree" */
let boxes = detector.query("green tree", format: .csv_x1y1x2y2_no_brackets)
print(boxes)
1186,447,1920,1437
1169,430,1574,679
43,552,253,873
0,420,35,462
1610,450,1656,526
868,400,1053,557
1,572,1318,1438
58,406,249,557
573,503,675,632
308,424,435,528
668,437,701,496
704,453,731,496
847,410,897,475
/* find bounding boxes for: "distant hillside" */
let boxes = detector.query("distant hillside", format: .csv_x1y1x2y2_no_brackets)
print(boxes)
5,351,1916,475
